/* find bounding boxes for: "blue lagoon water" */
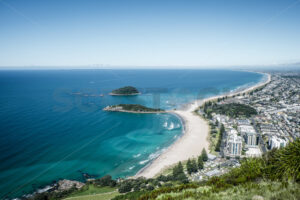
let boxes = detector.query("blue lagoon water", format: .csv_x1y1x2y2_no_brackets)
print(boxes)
0,69,264,198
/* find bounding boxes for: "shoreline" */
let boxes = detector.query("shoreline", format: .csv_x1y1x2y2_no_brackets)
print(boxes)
135,72,271,178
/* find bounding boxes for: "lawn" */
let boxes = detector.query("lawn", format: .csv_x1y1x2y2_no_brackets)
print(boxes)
63,185,119,200
63,191,119,200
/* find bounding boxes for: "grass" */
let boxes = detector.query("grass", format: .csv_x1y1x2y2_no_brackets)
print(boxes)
63,191,119,200
63,185,119,200
153,181,300,200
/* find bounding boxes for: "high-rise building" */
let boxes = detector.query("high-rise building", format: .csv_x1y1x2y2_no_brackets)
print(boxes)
268,136,287,149
238,125,258,146
246,132,259,146
226,132,242,157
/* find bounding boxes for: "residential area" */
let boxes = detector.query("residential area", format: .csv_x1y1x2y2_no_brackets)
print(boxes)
192,72,300,181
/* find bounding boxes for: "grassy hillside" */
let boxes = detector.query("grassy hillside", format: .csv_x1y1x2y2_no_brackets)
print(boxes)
147,181,300,200
113,139,300,200
64,185,118,200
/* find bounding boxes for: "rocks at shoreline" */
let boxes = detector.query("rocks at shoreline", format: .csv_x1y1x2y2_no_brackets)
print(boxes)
19,179,85,200
57,179,85,191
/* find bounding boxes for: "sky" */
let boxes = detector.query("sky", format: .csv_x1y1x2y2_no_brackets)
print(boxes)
0,0,300,68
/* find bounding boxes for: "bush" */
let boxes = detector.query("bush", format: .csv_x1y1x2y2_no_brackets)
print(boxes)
156,175,171,182
95,175,116,187
118,181,132,193
146,185,154,191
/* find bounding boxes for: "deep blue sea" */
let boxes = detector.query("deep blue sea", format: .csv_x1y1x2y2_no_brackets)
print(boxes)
0,69,264,198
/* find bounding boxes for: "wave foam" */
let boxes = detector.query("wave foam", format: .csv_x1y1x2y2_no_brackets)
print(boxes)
139,160,149,165
129,166,135,170
133,153,141,158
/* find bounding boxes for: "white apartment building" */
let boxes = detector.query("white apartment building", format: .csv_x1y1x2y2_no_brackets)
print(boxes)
268,136,287,149
238,125,258,146
226,133,242,157
246,132,259,146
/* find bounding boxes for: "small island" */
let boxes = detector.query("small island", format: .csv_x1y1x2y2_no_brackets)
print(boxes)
103,104,165,113
109,86,140,96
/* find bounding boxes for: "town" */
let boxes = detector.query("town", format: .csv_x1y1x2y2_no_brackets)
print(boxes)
189,72,300,181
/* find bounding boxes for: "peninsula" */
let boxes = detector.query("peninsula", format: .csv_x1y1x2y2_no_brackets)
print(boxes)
103,104,165,113
109,86,140,96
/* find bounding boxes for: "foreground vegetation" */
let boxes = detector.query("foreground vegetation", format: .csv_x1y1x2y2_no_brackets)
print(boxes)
113,139,300,200
30,139,300,200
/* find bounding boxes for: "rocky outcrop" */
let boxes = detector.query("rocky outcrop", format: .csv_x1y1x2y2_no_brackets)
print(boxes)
57,179,85,191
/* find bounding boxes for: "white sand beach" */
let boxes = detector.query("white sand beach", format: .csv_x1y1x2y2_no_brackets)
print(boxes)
136,73,271,178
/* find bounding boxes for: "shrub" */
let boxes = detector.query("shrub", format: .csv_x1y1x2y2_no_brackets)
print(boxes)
118,181,132,193
95,174,116,187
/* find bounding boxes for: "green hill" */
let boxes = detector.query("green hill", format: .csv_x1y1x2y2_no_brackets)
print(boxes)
110,86,140,95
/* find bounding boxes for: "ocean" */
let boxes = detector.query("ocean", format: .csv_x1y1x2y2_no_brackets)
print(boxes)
0,69,264,198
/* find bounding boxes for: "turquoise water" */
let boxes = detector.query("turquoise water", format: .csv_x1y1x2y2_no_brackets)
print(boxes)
0,69,264,198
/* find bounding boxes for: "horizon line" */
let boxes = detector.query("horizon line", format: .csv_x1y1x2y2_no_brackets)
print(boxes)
0,64,299,70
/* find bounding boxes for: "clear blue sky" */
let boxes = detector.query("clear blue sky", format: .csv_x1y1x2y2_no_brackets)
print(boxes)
0,0,300,68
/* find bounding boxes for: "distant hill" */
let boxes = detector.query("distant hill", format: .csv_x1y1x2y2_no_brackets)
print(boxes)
110,86,140,95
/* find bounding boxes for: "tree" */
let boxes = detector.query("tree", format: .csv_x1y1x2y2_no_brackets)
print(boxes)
186,159,193,174
172,162,188,182
207,112,212,119
156,175,170,182
202,148,208,162
215,124,225,152
173,162,184,178
215,120,219,127
118,181,132,193
95,175,116,187
187,159,198,174
220,124,225,133
198,155,204,170
95,175,111,186
191,159,198,173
